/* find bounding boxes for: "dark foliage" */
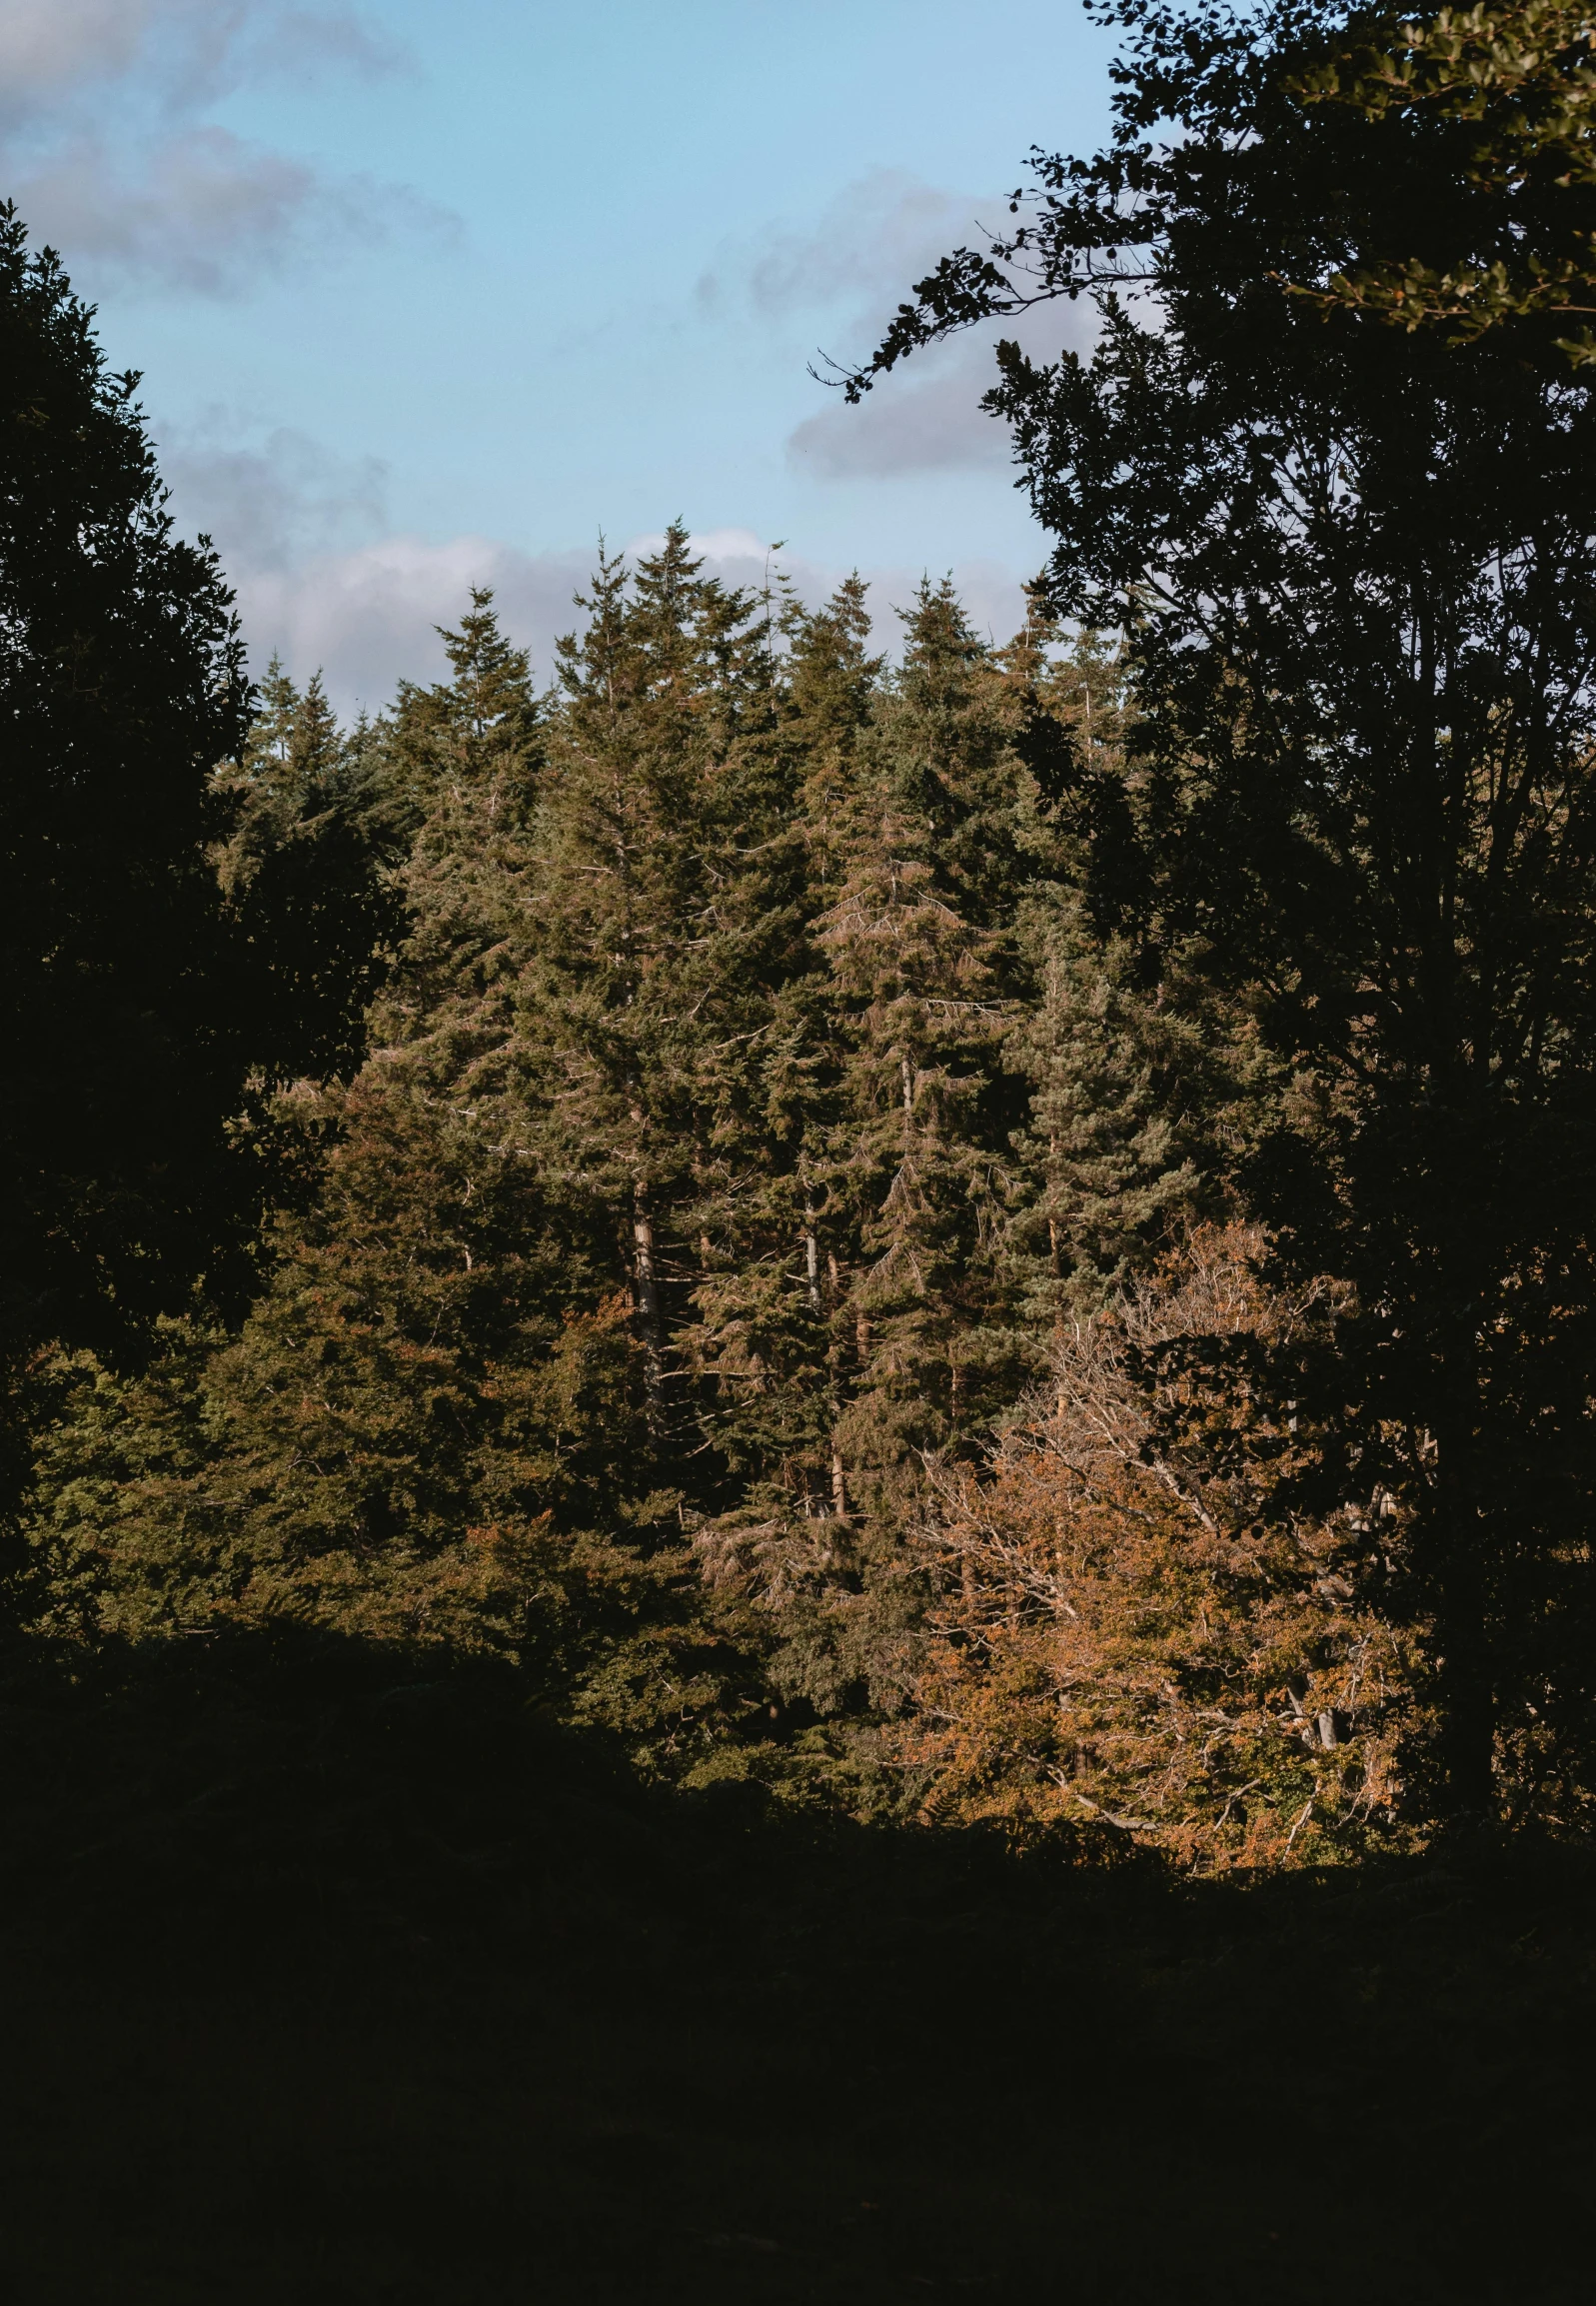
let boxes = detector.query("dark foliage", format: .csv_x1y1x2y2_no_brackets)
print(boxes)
847,0,1596,1821
0,207,250,1391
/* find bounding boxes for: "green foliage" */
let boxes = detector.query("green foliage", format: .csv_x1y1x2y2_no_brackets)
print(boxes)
1284,2,1596,360
20,542,1221,1802
214,660,409,1088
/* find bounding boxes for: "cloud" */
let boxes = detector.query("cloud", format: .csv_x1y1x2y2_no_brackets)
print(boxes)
160,417,389,573
789,303,1092,483
789,337,1015,480
157,422,1037,715
703,169,1090,481
248,7,406,87
0,1,441,297
232,535,599,715
204,517,1034,720
0,1,402,112
11,130,448,298
699,169,1004,333
0,2,171,111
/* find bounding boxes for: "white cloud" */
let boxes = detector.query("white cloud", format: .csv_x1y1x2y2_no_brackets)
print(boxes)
233,534,599,716
789,337,1016,480
11,130,446,298
0,0,401,112
0,0,439,296
699,169,1005,334
790,300,1094,483
702,168,1091,481
212,521,1034,720
158,414,1038,716
0,2,169,109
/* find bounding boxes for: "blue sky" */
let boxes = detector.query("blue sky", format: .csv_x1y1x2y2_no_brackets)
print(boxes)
1,1,1114,709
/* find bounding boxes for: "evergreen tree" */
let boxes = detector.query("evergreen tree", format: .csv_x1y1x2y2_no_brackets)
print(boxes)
58,568,847,1762
1005,630,1277,1324
521,529,806,1463
215,660,407,1089
0,207,251,1455
819,583,1034,1494
707,584,1041,1728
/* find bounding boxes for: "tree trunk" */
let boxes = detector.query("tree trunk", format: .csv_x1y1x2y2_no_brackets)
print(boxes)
632,1181,664,1426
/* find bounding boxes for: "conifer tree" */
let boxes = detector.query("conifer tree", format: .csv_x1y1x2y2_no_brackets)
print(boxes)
705,585,1040,1727
1004,631,1276,1324
215,660,406,1089
0,207,251,1443
31,572,820,1761
521,530,806,1464
683,584,881,1720
819,584,1034,1494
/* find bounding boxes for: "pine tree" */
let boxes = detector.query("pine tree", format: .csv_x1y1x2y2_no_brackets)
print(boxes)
214,660,407,1090
683,586,881,1721
703,584,1041,1731
0,206,251,1456
520,529,805,1466
820,583,1034,1496
1003,631,1278,1326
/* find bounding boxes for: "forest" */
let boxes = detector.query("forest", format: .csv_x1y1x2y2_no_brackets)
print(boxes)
5,4,1596,2300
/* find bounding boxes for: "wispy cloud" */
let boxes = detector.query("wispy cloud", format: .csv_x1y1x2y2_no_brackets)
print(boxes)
701,168,1086,481
0,1,404,112
0,0,447,297
160,415,390,573
789,338,1016,480
698,169,1002,334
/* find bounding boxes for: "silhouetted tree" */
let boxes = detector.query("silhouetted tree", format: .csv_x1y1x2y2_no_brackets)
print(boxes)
846,0,1596,1817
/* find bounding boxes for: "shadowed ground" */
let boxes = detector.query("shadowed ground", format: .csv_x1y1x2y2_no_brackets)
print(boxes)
2,1636,1590,2303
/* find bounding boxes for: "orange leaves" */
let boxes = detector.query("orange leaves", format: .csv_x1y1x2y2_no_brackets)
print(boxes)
896,1227,1420,1869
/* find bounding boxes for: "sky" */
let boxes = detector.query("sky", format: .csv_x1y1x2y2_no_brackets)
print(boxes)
1,0,1116,712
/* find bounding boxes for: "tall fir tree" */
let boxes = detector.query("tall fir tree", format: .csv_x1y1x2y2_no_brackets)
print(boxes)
0,206,250,1490
215,659,407,1091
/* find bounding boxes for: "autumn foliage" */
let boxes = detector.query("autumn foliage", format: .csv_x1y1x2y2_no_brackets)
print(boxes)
902,1228,1418,1868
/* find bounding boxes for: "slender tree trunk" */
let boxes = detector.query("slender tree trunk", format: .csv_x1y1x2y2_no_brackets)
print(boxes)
824,1245,848,1518
632,1180,665,1426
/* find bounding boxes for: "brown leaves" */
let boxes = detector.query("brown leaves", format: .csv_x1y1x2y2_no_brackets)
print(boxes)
895,1227,1420,1869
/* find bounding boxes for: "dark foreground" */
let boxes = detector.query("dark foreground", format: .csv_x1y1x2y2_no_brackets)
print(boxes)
3,1638,1591,2304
